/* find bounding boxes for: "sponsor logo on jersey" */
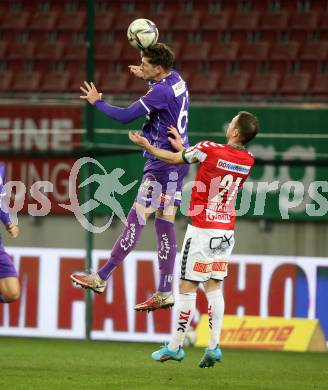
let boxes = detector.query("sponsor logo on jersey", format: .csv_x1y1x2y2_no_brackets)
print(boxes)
217,159,251,175
172,80,186,97
206,209,231,223
193,261,228,273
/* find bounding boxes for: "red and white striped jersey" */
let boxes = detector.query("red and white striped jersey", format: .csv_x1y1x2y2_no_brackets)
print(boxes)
182,141,254,229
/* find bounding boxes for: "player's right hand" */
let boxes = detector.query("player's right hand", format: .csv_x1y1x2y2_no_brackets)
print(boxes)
6,223,19,239
80,81,103,105
128,131,151,150
128,65,144,79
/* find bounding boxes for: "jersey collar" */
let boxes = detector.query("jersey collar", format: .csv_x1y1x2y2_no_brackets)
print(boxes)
227,143,246,151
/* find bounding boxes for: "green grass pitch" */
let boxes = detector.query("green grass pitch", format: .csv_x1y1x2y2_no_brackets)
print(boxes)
0,337,327,390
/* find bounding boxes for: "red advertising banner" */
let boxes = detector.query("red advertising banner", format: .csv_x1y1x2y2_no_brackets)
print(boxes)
0,105,82,214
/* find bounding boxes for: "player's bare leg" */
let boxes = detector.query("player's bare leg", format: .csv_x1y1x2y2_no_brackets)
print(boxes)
134,205,177,312
0,277,20,303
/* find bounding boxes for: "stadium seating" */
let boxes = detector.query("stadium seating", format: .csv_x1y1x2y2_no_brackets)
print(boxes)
249,72,281,95
12,71,41,92
0,0,327,99
311,73,328,95
279,72,312,95
39,71,70,92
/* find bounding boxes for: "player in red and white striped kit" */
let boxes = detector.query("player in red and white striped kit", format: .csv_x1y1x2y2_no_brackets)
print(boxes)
129,111,258,367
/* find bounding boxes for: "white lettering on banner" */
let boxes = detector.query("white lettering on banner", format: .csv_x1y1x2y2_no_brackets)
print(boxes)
0,249,327,342
0,118,74,150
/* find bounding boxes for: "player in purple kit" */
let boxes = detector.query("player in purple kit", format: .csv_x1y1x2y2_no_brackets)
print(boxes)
71,43,190,311
0,164,20,303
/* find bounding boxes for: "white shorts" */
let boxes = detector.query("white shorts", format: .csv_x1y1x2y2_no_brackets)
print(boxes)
180,224,235,282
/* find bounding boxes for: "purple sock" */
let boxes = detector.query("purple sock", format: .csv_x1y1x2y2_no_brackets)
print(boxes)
155,218,177,293
98,208,144,280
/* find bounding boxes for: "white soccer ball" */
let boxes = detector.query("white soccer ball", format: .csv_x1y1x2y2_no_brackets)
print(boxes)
127,18,159,49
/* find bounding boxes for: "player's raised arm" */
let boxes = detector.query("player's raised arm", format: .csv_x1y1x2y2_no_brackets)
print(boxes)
80,81,148,124
129,131,184,164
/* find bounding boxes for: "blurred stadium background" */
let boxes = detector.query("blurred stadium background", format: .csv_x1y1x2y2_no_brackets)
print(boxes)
0,0,327,388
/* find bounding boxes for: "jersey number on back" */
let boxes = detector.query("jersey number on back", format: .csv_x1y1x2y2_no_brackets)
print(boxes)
177,94,188,135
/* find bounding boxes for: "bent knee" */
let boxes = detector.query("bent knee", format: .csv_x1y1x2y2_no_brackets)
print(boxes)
5,290,20,302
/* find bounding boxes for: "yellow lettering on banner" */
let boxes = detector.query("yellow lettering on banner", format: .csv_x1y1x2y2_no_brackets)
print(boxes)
195,315,327,352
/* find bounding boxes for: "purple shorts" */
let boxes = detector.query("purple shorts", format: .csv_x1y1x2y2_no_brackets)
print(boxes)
0,240,17,279
136,159,189,209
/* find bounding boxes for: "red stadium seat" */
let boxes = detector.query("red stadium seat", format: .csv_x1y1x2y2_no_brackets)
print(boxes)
101,73,130,94
172,11,201,31
219,72,250,94
201,11,231,31
7,42,36,60
112,13,144,31
35,41,65,60
279,72,311,95
0,41,8,59
271,41,300,60
260,11,290,30
128,75,149,94
57,11,86,31
39,71,70,92
1,11,30,30
149,12,174,31
69,71,101,93
240,42,271,61
311,73,328,95
300,41,328,61
249,72,280,95
231,12,260,31
210,41,240,61
181,42,211,61
29,11,58,31
320,14,328,30
12,71,41,92
64,41,87,61
95,14,114,31
121,43,142,62
96,42,124,61
290,12,319,30
0,71,13,92
189,72,220,94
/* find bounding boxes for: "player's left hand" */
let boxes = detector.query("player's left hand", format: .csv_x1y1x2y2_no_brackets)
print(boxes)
128,131,151,150
167,125,184,151
80,81,103,105
6,223,19,239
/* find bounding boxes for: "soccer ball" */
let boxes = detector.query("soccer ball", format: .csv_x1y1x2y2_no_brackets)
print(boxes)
127,18,159,49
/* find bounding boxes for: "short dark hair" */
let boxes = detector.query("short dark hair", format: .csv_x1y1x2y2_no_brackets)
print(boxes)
235,111,259,144
141,43,175,69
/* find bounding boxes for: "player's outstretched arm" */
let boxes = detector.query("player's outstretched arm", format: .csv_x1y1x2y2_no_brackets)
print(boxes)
80,81,148,124
129,132,184,164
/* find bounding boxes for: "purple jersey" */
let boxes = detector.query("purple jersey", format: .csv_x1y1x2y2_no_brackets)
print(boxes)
94,70,190,162
139,70,190,160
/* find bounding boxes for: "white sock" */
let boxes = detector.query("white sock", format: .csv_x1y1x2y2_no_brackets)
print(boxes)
206,289,224,349
168,293,196,351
